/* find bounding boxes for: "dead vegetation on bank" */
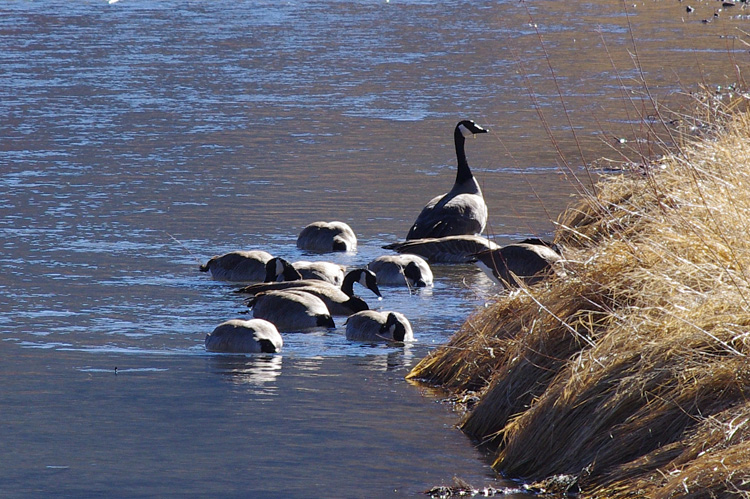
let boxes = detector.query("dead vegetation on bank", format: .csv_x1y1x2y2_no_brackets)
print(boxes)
409,97,750,497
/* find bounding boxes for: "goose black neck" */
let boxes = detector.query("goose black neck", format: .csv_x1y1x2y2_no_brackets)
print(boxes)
340,271,358,297
454,126,473,185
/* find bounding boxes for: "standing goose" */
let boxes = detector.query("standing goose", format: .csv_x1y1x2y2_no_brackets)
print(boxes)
199,250,273,282
205,319,283,354
345,310,414,342
297,221,357,252
237,267,382,316
383,235,499,264
367,255,433,287
406,120,489,240
247,289,335,332
471,239,562,288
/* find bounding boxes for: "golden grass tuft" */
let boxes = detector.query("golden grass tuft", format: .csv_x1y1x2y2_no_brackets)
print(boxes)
408,107,750,496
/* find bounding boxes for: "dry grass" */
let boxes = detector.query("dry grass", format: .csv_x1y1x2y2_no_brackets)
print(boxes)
408,100,750,496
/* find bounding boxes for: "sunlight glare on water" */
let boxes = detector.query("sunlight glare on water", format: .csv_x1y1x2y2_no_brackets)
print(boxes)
1,0,748,496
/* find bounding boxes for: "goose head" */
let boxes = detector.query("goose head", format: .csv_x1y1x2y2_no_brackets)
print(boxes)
264,257,303,283
342,268,382,298
403,261,428,288
457,120,489,139
332,236,351,252
357,268,382,297
379,312,409,342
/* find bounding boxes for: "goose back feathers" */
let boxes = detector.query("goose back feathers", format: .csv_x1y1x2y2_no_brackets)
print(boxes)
297,221,357,252
292,260,345,286
237,267,381,298
471,239,562,288
383,235,499,263
367,255,433,287
205,319,283,354
248,290,335,331
238,267,381,316
406,120,488,240
261,256,343,286
199,250,273,282
345,310,414,342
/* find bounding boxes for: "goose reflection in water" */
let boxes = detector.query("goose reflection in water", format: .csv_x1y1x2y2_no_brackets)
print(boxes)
208,355,283,391
353,344,416,372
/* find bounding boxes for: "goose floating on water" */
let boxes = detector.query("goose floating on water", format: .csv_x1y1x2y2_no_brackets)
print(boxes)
205,319,283,354
345,310,414,342
199,250,273,282
367,255,433,287
406,120,489,240
247,289,335,332
383,235,499,264
291,260,345,286
471,239,562,288
297,221,357,252
237,267,382,316
260,257,345,286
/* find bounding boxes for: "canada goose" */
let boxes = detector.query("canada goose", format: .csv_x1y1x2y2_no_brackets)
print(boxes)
406,120,489,240
205,319,283,354
237,267,381,297
247,289,335,332
383,235,500,263
297,221,357,252
367,255,433,287
291,260,345,286
237,268,381,316
283,286,369,316
263,257,304,282
259,256,344,286
199,250,273,282
471,239,562,288
345,310,414,342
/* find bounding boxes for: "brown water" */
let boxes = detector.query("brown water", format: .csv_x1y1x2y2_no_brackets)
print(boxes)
2,0,748,496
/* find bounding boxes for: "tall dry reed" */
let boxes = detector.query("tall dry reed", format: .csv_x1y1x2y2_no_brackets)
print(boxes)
409,105,750,496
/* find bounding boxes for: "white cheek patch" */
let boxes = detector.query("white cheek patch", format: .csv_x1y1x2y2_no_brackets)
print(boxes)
275,260,284,278
460,122,485,138
459,123,474,138
359,274,368,287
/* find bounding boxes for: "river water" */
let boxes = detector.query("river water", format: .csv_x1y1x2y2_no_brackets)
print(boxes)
2,0,747,496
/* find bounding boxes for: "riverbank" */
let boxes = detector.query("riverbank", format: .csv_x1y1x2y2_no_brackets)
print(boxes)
409,96,750,497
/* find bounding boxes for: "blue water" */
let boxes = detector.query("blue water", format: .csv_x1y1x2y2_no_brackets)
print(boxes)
1,0,746,496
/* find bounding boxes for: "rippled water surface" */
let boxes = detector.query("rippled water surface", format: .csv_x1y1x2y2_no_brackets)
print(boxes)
2,0,748,496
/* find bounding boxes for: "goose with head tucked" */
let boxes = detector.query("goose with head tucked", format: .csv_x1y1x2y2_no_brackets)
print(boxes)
247,289,335,332
383,235,499,264
199,250,273,282
237,266,381,315
367,255,433,287
205,318,283,354
345,310,414,342
471,239,562,288
291,260,345,286
257,257,345,286
297,221,357,252
406,120,489,240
